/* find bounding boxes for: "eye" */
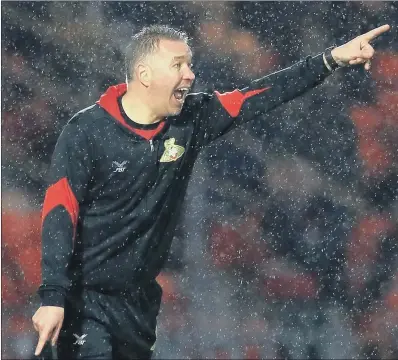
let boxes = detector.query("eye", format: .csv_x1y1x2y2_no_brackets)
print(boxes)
173,63,182,69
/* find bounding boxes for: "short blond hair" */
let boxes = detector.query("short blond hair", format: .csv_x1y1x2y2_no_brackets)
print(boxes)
125,25,189,82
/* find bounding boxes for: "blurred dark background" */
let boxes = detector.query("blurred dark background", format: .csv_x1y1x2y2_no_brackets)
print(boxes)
2,1,398,359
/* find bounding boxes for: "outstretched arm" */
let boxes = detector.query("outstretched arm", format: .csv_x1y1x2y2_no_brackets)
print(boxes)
192,24,390,144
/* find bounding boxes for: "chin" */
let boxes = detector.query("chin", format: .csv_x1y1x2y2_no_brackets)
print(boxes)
171,108,183,115
169,105,184,116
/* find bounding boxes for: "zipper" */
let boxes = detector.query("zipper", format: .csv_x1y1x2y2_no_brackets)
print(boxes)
149,139,154,152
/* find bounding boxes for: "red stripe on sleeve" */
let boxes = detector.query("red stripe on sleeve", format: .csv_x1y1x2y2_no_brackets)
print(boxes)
42,177,79,239
215,87,271,117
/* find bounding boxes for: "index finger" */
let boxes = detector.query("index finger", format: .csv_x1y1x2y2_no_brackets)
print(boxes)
35,332,50,356
363,24,391,42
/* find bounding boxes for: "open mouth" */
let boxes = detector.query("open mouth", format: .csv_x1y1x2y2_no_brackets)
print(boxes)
173,87,190,103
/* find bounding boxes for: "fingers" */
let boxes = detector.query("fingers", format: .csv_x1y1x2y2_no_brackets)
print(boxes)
35,330,51,356
350,43,375,65
33,322,39,332
349,58,372,70
363,24,391,42
360,43,375,58
32,307,65,355
32,315,39,332
51,322,63,346
349,57,365,65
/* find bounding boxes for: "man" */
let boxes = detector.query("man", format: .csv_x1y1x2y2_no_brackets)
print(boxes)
32,24,390,359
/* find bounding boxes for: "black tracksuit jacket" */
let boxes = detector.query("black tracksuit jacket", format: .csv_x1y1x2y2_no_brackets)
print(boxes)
39,52,333,308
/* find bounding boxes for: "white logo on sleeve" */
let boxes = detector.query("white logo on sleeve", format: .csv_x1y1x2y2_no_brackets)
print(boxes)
112,161,127,173
73,333,87,345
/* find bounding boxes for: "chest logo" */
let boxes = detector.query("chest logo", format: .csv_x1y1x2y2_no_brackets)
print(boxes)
112,160,127,173
73,333,87,345
159,138,185,163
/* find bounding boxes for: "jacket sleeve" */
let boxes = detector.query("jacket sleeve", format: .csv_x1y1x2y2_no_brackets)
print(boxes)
38,120,93,307
192,52,334,145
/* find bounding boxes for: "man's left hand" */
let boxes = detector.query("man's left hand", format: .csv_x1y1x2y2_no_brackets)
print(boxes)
331,24,390,70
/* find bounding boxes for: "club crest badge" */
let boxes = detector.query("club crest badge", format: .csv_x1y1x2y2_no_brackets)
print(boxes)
159,138,185,162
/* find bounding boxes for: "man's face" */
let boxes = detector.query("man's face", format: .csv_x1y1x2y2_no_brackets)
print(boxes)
145,39,195,116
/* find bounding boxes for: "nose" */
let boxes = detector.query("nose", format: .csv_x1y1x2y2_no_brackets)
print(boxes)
184,66,195,82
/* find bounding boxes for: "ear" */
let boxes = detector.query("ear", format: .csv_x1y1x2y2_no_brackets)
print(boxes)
136,63,151,87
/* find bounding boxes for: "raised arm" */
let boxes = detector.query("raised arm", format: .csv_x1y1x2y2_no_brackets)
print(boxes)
192,24,390,144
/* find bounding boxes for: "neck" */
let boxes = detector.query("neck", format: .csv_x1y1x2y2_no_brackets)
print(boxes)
122,83,163,125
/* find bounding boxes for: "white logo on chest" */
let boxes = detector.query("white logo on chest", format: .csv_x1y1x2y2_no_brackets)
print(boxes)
73,333,87,345
112,161,127,173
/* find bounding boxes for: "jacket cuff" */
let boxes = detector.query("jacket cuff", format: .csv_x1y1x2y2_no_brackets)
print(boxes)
323,46,340,71
311,52,334,80
40,290,65,307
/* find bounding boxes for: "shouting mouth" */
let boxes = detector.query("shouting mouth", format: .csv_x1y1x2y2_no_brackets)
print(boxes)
173,87,190,104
